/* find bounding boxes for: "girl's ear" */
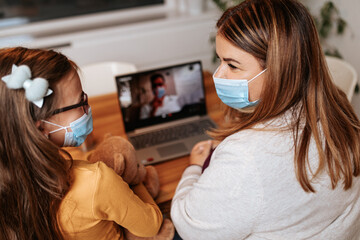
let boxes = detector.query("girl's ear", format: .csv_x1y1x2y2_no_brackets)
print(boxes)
36,120,50,138
35,120,42,129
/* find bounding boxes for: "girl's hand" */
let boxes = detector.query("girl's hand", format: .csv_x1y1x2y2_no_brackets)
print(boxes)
189,140,213,167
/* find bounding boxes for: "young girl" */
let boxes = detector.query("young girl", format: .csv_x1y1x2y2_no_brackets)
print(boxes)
0,47,162,239
171,0,360,239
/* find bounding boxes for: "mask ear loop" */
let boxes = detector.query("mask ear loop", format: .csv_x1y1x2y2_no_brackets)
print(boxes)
41,120,70,134
213,67,220,78
248,69,267,83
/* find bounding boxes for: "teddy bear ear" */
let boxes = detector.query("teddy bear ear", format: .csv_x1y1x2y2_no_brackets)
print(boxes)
113,153,126,176
104,132,113,139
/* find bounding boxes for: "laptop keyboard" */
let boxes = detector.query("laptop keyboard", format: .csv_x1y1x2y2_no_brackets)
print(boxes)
129,119,216,149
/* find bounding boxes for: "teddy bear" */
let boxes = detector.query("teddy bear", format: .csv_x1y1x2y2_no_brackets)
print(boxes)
87,134,175,240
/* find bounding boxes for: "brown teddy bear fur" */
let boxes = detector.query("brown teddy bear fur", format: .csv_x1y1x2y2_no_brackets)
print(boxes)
87,135,174,240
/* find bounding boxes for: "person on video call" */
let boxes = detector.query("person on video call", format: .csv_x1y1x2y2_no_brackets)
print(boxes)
140,73,181,118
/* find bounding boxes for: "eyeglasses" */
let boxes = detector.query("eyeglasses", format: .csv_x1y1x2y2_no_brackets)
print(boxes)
52,91,89,115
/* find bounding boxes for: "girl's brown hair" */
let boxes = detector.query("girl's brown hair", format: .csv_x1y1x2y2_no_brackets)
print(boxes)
0,47,77,239
211,0,360,192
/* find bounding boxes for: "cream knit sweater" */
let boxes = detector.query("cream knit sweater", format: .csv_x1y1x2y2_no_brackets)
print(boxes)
171,117,360,240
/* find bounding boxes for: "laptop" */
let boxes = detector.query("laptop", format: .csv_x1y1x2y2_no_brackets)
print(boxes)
115,61,216,165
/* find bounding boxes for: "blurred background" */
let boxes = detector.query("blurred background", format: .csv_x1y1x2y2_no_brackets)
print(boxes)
0,0,359,115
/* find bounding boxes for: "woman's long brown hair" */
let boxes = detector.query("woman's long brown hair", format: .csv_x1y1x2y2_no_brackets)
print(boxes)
0,47,77,239
211,0,360,192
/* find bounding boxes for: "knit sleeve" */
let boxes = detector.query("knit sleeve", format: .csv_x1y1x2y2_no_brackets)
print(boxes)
171,137,264,240
92,161,163,237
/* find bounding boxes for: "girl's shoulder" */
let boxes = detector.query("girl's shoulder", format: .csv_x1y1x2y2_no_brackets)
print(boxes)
71,159,101,171
68,160,102,192
65,160,126,204
70,160,120,182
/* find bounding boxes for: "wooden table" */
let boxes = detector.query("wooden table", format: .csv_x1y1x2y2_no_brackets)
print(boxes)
66,72,223,213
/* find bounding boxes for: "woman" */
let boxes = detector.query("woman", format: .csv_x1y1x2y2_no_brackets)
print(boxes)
171,0,360,239
0,47,162,239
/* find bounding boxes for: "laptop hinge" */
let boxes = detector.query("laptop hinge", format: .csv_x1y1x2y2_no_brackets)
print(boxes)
129,116,203,135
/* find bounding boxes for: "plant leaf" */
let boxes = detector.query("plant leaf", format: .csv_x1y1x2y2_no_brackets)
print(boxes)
337,18,347,35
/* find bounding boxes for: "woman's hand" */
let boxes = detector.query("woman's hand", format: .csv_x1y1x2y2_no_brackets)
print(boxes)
189,140,213,167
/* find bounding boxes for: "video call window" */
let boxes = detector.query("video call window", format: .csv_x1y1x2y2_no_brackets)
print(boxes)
0,0,164,29
116,62,206,131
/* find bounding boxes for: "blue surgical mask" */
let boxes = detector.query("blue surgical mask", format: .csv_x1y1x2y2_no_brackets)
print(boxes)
213,68,267,109
42,107,93,147
156,87,165,99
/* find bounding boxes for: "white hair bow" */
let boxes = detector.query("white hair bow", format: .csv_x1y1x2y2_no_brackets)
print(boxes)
1,64,53,108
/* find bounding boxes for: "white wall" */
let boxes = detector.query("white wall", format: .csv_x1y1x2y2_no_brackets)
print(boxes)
0,1,221,96
302,0,360,116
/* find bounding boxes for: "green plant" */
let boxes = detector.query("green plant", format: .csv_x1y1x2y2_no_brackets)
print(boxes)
314,1,347,58
211,0,244,11
313,1,358,93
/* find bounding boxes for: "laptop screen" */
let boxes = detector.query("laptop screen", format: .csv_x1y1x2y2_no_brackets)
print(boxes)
115,61,207,132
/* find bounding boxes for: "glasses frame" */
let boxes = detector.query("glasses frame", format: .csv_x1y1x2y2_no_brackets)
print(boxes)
52,91,89,115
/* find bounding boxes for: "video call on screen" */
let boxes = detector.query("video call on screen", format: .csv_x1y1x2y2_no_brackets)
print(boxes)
117,62,206,130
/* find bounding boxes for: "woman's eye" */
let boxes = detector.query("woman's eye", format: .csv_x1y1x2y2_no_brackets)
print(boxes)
228,64,237,69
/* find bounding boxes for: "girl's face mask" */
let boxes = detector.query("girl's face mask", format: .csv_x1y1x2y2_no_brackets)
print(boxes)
42,107,93,147
212,68,267,109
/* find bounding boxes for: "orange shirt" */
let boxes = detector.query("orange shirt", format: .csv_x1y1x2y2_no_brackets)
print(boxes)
58,160,162,240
